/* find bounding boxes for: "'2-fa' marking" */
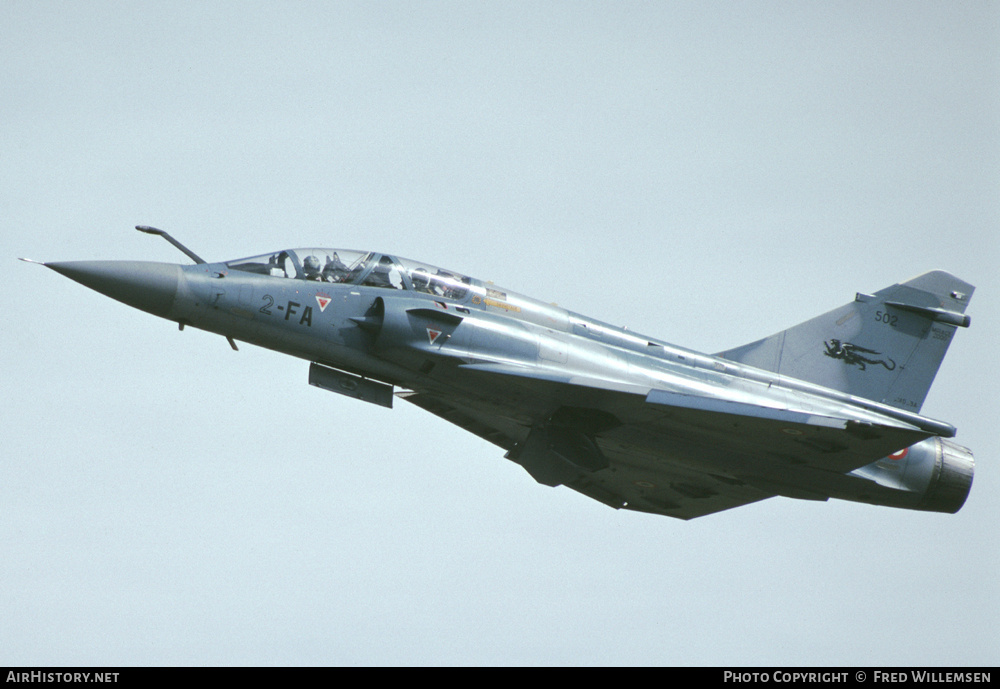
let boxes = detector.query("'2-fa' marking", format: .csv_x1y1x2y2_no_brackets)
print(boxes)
260,295,312,326
284,301,312,326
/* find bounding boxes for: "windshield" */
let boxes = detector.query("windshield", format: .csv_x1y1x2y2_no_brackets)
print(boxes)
226,248,472,299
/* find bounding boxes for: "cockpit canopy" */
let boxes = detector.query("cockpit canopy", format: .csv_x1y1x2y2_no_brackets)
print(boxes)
226,249,473,300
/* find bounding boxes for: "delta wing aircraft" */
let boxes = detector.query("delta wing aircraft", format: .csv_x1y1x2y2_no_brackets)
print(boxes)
27,226,976,519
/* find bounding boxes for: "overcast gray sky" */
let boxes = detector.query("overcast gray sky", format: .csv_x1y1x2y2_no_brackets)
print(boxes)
3,2,998,666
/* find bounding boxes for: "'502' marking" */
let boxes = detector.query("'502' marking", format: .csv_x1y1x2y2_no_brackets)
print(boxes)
875,310,898,327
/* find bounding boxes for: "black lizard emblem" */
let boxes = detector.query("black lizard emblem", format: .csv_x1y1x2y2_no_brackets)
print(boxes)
823,339,896,371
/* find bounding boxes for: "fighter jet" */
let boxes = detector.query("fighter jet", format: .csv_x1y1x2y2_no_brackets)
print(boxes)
27,226,975,520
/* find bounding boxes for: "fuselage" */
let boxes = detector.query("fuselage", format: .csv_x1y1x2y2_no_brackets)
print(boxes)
173,249,956,438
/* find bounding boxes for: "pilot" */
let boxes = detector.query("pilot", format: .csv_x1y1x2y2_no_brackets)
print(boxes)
440,271,470,299
302,255,323,281
434,269,461,297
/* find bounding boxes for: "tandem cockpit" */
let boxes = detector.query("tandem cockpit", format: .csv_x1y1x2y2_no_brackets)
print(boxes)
226,249,474,300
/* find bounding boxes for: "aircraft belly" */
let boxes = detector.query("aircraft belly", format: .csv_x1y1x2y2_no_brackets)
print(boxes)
398,382,780,519
398,357,940,519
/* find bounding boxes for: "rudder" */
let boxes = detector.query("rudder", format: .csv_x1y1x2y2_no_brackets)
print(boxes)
716,270,974,413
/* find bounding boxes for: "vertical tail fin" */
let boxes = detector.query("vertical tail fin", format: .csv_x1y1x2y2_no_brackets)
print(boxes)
716,271,974,413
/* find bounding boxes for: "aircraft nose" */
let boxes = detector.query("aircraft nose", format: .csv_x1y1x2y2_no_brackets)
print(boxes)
46,260,181,319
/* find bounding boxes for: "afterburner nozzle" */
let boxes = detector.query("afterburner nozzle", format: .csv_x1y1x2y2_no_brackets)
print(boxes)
46,260,181,319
